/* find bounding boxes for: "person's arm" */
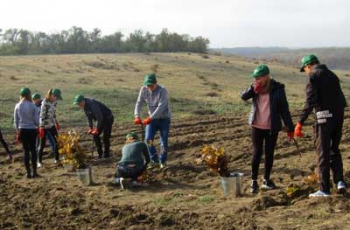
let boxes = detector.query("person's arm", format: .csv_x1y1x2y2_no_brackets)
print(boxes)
14,105,19,130
84,108,94,129
90,102,104,132
134,88,144,118
34,105,40,127
299,77,316,125
150,88,169,119
279,88,294,132
240,84,255,101
39,99,48,127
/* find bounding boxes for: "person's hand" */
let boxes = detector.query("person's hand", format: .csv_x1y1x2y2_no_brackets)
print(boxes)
294,122,303,137
142,117,152,125
88,128,93,134
15,132,21,144
91,128,99,135
55,121,60,131
287,131,294,140
38,128,45,139
253,82,261,94
134,117,142,125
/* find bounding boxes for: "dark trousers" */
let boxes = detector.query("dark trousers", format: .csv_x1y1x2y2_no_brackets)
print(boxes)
315,112,345,193
43,127,59,161
251,127,278,181
0,129,10,154
37,131,56,163
94,117,114,157
116,164,145,181
20,129,38,174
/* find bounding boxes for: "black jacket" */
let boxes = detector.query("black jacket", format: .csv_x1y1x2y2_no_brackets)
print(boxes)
241,79,294,134
84,98,113,132
299,64,347,124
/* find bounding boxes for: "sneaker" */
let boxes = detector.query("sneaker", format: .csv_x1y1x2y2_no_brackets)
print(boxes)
32,172,40,178
262,179,276,190
251,180,259,193
120,177,128,190
37,162,42,168
309,190,330,197
104,154,111,158
160,163,168,169
337,181,346,194
147,161,160,169
131,180,141,187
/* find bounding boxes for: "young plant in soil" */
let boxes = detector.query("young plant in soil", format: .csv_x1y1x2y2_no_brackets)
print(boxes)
196,145,229,177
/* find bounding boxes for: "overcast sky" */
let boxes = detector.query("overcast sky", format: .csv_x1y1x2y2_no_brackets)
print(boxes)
1,0,349,48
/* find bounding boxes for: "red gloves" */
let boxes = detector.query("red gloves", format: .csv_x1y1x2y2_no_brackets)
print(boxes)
134,117,142,125
142,117,152,125
91,128,99,135
88,128,93,134
38,128,45,139
253,83,261,94
287,132,294,140
294,122,303,137
55,121,60,131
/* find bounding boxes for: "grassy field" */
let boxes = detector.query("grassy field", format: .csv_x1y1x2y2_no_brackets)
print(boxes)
1,52,350,130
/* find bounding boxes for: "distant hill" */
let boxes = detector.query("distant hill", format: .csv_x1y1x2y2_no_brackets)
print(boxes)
212,47,350,71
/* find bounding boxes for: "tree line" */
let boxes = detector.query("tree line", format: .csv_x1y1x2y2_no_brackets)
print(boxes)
0,27,210,55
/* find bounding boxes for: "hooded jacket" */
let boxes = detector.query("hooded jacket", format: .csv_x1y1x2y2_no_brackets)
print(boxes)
241,79,294,134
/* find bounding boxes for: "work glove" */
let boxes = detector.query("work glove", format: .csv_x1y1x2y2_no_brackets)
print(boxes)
134,117,142,125
38,128,45,139
91,128,99,135
142,117,152,126
287,131,294,140
88,128,93,134
55,121,61,131
294,122,303,138
253,83,261,94
15,132,21,144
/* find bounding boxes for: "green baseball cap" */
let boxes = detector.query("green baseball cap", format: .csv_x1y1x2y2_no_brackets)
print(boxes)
300,54,319,72
20,87,31,97
51,88,62,100
251,64,270,78
126,132,138,140
143,73,157,86
32,93,41,100
73,94,85,105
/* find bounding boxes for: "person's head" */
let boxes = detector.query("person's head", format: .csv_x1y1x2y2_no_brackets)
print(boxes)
125,132,139,143
300,54,320,75
20,87,32,101
143,73,157,92
251,64,271,88
46,88,63,102
32,93,41,104
73,94,85,108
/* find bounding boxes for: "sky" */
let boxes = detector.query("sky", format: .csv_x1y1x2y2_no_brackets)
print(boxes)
1,0,350,48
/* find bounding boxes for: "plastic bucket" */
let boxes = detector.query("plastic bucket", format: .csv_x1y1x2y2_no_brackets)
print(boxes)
220,172,244,197
76,167,93,186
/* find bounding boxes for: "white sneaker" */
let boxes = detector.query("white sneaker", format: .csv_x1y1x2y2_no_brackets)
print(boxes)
120,177,128,190
131,180,141,187
37,162,42,168
160,163,168,169
337,181,346,194
147,161,160,169
309,190,330,197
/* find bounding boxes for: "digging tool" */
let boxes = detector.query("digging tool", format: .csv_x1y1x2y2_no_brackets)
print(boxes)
91,135,94,158
140,124,144,142
292,138,302,157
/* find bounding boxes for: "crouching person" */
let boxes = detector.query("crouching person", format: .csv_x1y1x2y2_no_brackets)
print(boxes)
114,132,150,189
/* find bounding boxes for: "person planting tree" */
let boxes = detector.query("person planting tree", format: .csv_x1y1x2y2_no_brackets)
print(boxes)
240,64,294,193
14,87,40,178
73,95,114,159
38,88,62,164
134,73,171,169
295,54,347,197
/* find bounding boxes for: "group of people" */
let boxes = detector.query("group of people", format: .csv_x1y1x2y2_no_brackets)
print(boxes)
2,54,347,196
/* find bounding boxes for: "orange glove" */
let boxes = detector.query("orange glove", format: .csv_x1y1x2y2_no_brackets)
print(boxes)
142,117,152,125
134,117,142,125
294,122,303,137
88,128,93,134
287,131,294,140
55,121,60,131
38,128,45,139
91,128,99,135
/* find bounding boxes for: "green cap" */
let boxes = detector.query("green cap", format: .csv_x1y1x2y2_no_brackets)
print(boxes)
32,93,41,100
251,64,270,78
20,87,31,97
73,94,85,105
52,88,62,100
300,54,319,72
143,73,157,86
126,132,138,140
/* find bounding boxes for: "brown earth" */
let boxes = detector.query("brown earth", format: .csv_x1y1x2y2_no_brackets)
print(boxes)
1,112,350,230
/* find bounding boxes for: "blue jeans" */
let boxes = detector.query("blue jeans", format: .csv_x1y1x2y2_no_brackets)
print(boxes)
145,118,170,164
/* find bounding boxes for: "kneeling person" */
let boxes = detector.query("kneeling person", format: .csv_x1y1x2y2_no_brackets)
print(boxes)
115,132,150,189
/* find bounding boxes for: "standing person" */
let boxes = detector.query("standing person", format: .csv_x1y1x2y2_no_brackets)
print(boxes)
134,73,171,169
32,93,55,167
73,95,114,158
0,127,12,161
240,64,294,193
295,54,347,197
14,87,39,178
113,132,150,189
39,88,62,164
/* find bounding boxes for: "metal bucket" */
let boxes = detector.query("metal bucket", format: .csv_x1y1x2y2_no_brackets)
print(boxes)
76,166,93,186
220,172,244,197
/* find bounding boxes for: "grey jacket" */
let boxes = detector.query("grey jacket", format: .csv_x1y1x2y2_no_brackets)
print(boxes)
14,100,39,129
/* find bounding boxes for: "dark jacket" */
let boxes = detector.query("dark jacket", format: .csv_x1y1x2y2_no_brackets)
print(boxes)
299,64,347,125
241,79,294,134
84,98,113,132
